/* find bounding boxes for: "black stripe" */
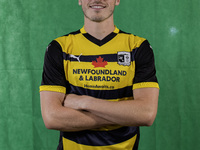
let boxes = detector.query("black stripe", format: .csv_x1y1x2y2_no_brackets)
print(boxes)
83,32,117,46
131,48,138,62
69,84,133,100
57,132,63,150
63,30,81,36
63,53,117,62
133,40,158,84
63,51,137,62
119,30,131,34
132,128,140,150
119,30,138,37
62,126,139,146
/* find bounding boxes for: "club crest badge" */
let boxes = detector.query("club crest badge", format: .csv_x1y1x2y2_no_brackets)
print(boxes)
117,52,131,66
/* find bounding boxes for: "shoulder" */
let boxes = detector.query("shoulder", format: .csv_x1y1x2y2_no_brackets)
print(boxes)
55,29,81,43
117,29,147,49
52,29,81,51
46,29,81,54
117,29,155,63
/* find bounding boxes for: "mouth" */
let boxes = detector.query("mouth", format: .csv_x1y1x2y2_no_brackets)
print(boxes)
89,4,106,9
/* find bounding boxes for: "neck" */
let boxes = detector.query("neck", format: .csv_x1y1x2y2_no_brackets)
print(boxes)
84,16,115,40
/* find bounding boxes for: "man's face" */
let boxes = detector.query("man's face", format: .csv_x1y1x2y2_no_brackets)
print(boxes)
79,0,120,22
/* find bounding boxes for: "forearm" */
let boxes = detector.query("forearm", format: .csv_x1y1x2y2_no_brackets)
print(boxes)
83,98,154,126
45,105,115,131
72,88,159,127
40,91,115,132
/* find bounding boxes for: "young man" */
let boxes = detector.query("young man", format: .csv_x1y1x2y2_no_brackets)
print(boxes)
40,0,159,149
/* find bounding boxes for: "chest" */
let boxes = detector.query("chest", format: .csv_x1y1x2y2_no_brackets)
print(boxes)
63,37,136,91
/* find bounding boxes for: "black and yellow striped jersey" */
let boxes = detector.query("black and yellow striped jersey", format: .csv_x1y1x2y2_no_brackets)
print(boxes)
40,26,159,150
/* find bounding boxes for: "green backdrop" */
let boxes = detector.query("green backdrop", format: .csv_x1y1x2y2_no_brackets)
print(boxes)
0,0,200,150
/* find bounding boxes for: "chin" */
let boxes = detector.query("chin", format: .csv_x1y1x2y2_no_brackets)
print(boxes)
86,14,105,22
91,17,105,22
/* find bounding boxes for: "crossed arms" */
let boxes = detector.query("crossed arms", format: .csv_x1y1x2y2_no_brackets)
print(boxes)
40,87,159,131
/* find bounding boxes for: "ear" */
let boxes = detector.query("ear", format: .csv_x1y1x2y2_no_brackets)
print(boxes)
78,0,82,5
115,0,120,6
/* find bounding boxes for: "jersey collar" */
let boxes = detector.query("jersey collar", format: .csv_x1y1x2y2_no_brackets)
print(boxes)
80,26,119,47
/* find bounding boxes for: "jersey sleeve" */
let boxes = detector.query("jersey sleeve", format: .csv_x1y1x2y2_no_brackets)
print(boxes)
40,40,67,94
133,40,159,90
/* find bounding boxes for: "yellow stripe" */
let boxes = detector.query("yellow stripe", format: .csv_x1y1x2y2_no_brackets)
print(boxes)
63,134,137,150
91,125,122,131
80,26,87,34
133,82,159,90
55,36,67,53
113,26,119,33
107,97,133,102
39,85,66,94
